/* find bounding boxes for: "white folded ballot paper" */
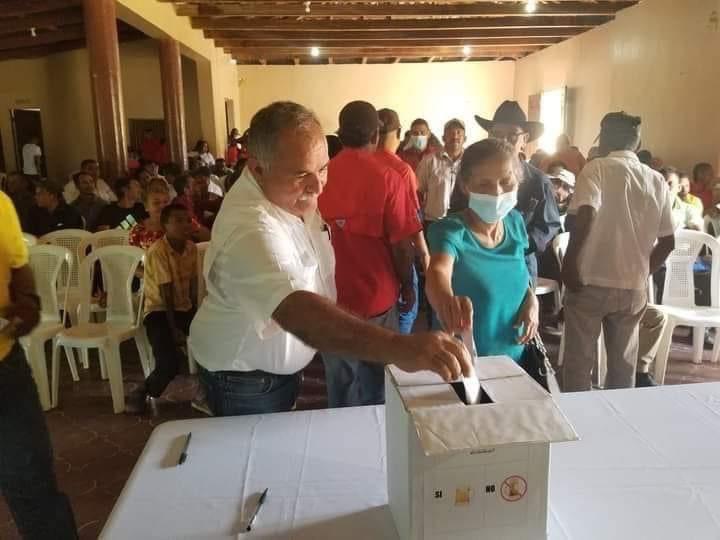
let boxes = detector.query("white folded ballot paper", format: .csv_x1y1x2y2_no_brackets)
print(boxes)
460,329,480,405
385,355,578,540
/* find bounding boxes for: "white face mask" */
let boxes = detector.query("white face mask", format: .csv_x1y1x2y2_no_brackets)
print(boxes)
468,190,518,224
406,134,428,152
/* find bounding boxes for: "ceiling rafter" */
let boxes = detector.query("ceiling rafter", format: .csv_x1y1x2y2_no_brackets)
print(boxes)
166,0,638,65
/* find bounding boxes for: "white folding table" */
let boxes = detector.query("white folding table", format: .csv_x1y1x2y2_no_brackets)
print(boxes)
101,383,720,539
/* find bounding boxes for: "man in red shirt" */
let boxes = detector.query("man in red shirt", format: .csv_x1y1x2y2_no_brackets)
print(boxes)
319,101,422,407
397,118,441,172
376,108,430,335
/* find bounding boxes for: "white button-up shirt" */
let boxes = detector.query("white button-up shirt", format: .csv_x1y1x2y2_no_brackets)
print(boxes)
569,150,674,290
416,150,462,221
189,167,336,374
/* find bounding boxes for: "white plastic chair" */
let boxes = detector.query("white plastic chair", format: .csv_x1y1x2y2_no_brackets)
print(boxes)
38,229,92,326
654,230,720,384
19,245,78,410
186,241,210,375
50,246,151,413
535,232,571,316
23,233,37,246
77,229,130,260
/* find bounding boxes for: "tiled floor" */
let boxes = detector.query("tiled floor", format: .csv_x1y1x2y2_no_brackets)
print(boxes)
1,329,720,539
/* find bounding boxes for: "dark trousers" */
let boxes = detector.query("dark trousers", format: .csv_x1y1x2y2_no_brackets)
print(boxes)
0,344,78,540
144,310,195,398
198,366,301,417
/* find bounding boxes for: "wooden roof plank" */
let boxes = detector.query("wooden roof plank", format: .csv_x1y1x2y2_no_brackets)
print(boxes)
190,15,614,31
0,0,80,19
0,7,83,35
175,1,637,18
207,26,586,41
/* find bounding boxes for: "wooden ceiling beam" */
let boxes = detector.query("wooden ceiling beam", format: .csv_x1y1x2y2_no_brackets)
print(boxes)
229,46,540,59
191,15,614,31
0,0,80,19
208,26,585,42
0,8,83,36
221,36,563,49
174,1,637,18
0,24,85,52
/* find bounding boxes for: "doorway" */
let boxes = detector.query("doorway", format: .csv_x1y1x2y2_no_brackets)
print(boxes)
11,108,46,176
224,99,235,141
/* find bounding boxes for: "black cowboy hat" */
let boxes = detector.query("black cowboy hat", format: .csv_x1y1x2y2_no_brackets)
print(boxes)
474,100,544,142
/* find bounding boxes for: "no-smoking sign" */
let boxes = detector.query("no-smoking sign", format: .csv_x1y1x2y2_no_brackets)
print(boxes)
500,475,527,502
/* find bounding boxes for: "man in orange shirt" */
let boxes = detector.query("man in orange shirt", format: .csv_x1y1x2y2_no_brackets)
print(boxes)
319,101,423,407
376,108,430,334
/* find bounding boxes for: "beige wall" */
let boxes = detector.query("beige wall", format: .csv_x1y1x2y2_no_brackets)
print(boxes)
120,40,163,121
237,62,516,142
117,0,241,157
0,57,50,175
182,56,203,147
514,0,720,172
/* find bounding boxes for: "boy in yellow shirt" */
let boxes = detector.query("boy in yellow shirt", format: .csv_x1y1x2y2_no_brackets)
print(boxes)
126,203,198,414
0,191,78,538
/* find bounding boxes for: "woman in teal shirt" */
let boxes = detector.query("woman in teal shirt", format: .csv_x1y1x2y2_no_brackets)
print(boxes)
426,138,538,361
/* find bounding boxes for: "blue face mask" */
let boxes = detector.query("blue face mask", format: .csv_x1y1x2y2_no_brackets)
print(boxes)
468,190,518,223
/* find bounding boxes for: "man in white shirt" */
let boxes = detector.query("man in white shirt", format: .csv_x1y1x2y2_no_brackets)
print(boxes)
63,159,117,204
561,112,676,391
189,101,472,416
22,136,42,179
416,119,466,228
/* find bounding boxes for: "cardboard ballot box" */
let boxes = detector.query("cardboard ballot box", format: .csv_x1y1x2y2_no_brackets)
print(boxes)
385,356,578,540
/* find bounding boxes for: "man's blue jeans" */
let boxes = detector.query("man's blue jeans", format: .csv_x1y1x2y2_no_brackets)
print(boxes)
198,366,301,416
322,308,398,408
0,344,78,540
397,265,419,335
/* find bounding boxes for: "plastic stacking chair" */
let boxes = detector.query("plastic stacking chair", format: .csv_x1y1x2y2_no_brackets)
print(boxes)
50,246,150,413
19,245,78,410
38,229,92,326
23,233,38,246
186,242,210,375
654,230,720,384
77,229,130,260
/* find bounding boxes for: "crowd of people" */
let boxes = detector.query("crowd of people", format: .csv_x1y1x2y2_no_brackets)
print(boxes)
1,95,718,537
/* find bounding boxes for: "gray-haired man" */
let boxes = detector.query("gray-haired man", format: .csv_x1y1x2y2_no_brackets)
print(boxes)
189,101,472,416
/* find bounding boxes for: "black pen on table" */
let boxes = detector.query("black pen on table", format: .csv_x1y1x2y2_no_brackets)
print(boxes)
246,488,269,532
177,432,192,466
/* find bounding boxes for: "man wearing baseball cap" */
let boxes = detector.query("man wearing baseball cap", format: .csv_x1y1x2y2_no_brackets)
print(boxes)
475,101,561,280
376,108,430,335
319,101,423,407
561,111,675,391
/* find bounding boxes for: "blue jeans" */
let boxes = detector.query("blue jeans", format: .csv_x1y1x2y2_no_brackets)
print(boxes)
397,266,419,335
198,366,301,416
0,344,78,540
322,308,398,408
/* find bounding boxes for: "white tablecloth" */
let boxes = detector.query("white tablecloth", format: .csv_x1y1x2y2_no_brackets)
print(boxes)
101,383,720,539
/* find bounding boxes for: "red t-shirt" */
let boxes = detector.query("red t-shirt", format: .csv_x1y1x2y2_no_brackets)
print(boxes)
375,149,420,208
319,148,422,318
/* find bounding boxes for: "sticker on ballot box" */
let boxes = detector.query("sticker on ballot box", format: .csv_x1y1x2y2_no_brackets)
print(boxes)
500,475,527,502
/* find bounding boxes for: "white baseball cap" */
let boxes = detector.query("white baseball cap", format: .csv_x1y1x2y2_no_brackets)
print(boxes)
550,168,576,188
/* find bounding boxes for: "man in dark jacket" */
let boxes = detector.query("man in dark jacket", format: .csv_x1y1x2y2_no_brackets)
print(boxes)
473,101,562,279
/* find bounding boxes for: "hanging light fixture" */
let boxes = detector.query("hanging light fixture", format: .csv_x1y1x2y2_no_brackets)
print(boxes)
310,46,320,57
462,45,471,57
525,0,538,13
